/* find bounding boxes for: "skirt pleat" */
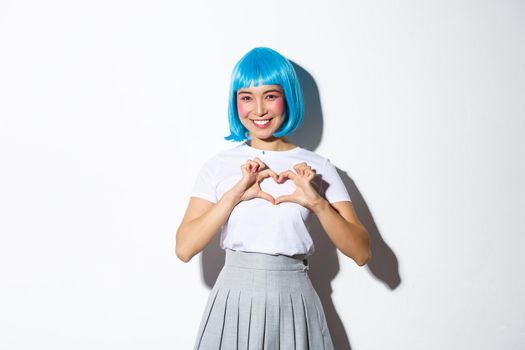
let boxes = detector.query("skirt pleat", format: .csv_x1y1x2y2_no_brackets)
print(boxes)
279,293,295,349
264,289,279,349
248,284,266,348
220,288,240,349
193,249,334,350
237,292,252,349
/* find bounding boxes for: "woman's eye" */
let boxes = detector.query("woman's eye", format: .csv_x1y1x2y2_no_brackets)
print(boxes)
266,94,279,100
239,96,251,101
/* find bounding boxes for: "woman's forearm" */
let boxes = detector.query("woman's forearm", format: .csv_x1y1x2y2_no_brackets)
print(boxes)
176,191,241,262
311,198,370,266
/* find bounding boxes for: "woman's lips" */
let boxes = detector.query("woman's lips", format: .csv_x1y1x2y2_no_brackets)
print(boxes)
252,118,272,129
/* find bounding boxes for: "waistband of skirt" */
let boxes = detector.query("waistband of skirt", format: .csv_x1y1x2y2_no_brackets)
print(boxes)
224,248,309,271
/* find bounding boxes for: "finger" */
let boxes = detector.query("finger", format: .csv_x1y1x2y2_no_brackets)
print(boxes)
257,191,275,205
246,160,259,173
305,170,316,181
251,157,267,171
278,170,296,182
257,168,273,181
258,168,279,182
305,171,317,181
294,162,307,170
293,163,308,173
269,169,279,182
275,194,296,205
241,163,250,175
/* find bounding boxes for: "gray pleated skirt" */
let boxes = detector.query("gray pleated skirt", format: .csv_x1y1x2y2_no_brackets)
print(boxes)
193,248,334,350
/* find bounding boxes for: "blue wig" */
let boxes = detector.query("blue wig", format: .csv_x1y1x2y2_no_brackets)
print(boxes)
224,47,304,142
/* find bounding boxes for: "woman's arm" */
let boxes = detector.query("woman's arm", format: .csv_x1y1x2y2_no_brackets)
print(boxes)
176,157,278,263
311,199,370,266
274,162,371,266
175,191,242,263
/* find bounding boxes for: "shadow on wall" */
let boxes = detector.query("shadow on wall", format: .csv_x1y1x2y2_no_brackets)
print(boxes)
199,61,401,350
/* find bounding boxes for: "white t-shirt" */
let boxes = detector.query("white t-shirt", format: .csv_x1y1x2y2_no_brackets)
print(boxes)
190,141,352,257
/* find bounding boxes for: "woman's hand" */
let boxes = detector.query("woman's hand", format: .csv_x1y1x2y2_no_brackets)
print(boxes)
230,157,279,204
274,162,323,209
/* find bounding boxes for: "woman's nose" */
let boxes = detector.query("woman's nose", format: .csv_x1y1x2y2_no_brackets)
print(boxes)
254,99,267,117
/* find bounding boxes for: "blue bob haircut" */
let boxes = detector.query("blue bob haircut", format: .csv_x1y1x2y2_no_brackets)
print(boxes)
224,47,304,142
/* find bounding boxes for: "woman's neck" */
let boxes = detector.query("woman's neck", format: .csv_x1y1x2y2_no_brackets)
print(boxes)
247,137,296,151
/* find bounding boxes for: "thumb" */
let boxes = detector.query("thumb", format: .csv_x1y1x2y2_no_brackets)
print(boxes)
257,191,276,205
274,194,296,205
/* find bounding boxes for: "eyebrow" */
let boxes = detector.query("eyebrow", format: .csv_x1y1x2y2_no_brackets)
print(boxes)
237,89,283,95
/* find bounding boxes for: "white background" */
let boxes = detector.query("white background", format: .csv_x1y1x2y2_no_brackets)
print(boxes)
1,0,524,349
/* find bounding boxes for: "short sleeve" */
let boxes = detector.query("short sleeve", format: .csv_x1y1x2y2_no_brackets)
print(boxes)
320,159,352,203
190,162,218,203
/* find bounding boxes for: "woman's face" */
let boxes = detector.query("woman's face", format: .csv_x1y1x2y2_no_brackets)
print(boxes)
236,84,286,140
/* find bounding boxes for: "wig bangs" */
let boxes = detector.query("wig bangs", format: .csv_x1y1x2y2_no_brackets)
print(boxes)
233,53,283,90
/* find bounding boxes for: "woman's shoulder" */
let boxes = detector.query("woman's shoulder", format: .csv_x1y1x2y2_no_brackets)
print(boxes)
294,146,330,166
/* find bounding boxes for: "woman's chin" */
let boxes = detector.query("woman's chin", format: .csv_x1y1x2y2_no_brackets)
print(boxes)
249,131,279,141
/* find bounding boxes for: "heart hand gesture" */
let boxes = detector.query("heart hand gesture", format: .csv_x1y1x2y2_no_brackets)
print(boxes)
231,157,279,204
274,162,322,209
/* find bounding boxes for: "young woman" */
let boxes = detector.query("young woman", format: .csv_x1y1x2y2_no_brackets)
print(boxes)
176,47,370,350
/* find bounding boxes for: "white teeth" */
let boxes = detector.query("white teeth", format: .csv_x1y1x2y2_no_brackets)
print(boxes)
254,120,270,125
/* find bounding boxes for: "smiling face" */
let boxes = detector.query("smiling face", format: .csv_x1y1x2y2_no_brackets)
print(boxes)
236,84,286,141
